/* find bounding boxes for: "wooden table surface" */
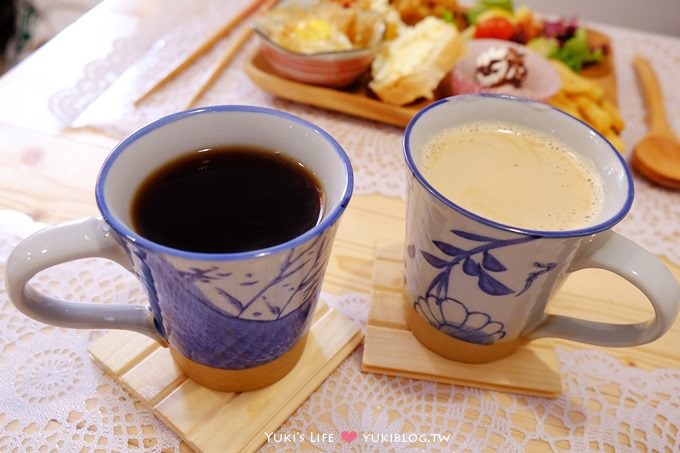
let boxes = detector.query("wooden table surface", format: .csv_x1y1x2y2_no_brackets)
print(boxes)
1,0,679,451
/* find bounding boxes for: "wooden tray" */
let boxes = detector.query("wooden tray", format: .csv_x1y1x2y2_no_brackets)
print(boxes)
244,30,617,127
245,50,428,127
362,239,562,399
89,301,362,453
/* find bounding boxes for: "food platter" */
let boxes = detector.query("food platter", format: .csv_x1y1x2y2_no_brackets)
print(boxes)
245,29,617,128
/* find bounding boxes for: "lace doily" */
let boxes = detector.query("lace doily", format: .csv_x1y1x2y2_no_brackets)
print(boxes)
0,217,678,452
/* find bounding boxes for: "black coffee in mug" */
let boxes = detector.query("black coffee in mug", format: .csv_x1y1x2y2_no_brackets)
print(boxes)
131,146,324,253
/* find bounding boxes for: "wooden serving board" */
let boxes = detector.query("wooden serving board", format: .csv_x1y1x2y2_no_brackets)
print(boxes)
244,30,617,127
89,301,362,453
362,239,562,399
244,50,427,127
581,30,618,105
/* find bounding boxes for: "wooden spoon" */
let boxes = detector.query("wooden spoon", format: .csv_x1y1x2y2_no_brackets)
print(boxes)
631,56,680,189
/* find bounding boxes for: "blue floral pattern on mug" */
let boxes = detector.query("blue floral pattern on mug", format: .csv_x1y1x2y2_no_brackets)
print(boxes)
126,229,334,370
179,234,328,321
414,295,506,344
414,229,556,344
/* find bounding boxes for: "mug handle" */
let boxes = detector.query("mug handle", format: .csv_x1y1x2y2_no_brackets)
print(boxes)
4,217,164,342
530,230,680,346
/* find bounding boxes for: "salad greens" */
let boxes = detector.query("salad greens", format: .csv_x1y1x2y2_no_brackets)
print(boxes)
465,0,604,72
442,9,454,23
466,0,514,25
526,37,559,57
549,27,603,72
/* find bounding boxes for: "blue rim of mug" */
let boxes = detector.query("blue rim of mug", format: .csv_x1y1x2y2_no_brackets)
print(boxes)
403,94,634,238
96,105,354,260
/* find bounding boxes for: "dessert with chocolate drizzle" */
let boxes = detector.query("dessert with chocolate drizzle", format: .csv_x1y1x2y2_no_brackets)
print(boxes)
474,46,528,88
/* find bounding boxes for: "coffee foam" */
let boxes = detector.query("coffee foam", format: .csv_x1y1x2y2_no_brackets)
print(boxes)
421,121,603,231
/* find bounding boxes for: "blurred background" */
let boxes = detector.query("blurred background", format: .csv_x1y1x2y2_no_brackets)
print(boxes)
486,0,680,36
0,0,100,73
1,0,679,75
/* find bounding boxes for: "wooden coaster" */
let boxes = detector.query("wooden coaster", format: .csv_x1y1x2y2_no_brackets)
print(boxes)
362,239,562,398
89,301,362,453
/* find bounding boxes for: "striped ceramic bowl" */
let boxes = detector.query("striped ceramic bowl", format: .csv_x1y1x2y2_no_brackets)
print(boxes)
254,25,383,88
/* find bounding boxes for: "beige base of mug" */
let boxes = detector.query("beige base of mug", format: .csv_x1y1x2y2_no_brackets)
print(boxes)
170,335,307,392
404,300,523,363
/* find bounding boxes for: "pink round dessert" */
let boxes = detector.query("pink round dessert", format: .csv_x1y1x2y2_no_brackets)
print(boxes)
452,39,560,101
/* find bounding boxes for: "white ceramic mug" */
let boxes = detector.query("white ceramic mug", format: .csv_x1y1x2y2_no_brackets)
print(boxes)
5,106,353,391
403,94,680,362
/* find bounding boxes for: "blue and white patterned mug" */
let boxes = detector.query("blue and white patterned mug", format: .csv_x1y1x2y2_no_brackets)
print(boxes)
5,106,353,391
403,95,680,363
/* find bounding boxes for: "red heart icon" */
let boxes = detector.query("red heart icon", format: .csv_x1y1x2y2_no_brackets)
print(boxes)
341,431,358,443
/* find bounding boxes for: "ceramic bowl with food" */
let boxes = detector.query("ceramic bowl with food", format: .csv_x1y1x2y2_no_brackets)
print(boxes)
254,1,384,87
451,39,560,101
255,29,382,87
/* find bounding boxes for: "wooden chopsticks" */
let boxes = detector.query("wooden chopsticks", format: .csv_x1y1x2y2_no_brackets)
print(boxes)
135,0,277,106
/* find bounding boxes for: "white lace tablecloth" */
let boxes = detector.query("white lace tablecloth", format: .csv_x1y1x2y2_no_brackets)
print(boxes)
1,0,679,451
0,213,679,452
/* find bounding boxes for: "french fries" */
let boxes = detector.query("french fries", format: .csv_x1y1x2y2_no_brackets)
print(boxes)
603,128,625,152
547,60,625,152
601,99,625,133
573,94,612,132
549,92,580,118
551,60,604,99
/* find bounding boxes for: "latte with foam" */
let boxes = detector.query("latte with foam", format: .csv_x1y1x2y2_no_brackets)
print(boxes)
421,121,603,231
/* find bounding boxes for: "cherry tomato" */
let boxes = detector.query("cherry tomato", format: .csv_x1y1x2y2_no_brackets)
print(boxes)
474,17,516,40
